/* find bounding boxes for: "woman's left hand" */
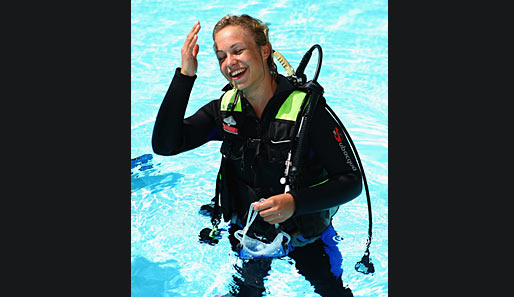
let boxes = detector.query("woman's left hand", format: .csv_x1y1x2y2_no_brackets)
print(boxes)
253,193,296,224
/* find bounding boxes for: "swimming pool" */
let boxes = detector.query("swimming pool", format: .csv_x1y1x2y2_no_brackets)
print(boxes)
131,0,387,296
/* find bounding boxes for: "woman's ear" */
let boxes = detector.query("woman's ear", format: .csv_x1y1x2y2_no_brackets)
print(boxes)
261,43,271,60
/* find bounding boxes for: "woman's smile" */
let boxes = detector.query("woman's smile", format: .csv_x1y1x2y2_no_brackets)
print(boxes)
229,67,247,81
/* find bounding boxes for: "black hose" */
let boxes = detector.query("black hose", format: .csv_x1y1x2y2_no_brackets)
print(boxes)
325,104,374,274
293,44,375,274
295,44,323,84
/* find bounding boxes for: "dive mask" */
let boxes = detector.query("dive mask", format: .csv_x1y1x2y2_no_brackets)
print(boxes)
234,199,292,259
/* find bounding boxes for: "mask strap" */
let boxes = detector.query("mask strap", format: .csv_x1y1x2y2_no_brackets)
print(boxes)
240,200,261,243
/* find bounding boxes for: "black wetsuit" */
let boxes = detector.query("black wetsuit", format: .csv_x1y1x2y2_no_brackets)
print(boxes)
152,68,360,297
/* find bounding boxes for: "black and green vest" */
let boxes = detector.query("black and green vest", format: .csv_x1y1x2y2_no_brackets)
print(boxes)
215,87,338,242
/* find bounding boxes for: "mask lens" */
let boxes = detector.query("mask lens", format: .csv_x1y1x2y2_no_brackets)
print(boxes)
234,201,291,259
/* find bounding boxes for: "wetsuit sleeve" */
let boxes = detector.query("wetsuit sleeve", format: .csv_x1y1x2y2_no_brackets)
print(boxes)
288,100,363,216
152,68,222,156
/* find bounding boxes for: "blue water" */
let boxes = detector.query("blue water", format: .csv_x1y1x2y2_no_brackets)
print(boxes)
131,0,387,296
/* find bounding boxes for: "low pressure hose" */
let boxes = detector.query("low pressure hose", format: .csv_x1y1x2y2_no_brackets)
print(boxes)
273,50,295,77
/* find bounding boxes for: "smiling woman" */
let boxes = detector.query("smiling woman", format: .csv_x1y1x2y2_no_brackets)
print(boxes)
151,13,365,297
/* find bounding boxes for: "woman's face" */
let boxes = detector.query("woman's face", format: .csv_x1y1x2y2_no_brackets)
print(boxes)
214,25,269,93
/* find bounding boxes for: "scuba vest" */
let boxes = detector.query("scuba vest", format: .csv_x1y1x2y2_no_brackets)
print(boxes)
214,87,339,243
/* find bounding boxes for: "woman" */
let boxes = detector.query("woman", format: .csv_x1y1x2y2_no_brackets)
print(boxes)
152,14,361,297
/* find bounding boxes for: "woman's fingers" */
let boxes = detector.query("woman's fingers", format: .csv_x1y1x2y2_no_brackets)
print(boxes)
253,200,279,222
261,210,285,224
184,21,200,51
258,207,279,218
186,21,199,41
253,193,296,224
193,43,199,58
181,21,200,76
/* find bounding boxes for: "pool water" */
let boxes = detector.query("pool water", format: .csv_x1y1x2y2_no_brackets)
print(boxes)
131,0,387,296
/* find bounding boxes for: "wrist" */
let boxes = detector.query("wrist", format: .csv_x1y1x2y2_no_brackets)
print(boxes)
286,191,297,216
176,68,197,80
179,67,195,77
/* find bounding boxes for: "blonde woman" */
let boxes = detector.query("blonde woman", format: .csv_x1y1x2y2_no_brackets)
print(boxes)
152,14,360,297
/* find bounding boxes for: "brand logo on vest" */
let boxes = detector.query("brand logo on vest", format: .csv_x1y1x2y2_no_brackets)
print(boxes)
333,126,342,142
223,115,238,134
332,127,358,172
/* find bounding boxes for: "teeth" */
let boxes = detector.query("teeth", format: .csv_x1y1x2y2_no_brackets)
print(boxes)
230,68,246,77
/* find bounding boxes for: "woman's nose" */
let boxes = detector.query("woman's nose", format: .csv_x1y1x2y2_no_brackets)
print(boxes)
226,54,237,67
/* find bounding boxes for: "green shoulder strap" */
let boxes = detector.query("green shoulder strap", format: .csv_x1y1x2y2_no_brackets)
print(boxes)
220,89,242,112
275,90,308,121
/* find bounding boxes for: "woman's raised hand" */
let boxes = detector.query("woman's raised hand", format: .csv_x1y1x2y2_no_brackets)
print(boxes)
180,21,201,77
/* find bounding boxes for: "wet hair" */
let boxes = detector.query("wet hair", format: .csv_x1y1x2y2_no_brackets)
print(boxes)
213,14,278,80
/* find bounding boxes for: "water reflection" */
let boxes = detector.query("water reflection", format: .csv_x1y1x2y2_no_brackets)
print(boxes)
131,256,184,297
131,154,184,193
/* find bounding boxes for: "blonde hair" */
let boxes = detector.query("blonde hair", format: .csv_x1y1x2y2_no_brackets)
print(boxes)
213,14,278,80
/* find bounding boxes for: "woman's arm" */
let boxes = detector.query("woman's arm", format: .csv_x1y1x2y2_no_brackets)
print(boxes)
152,68,221,156
289,100,363,216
